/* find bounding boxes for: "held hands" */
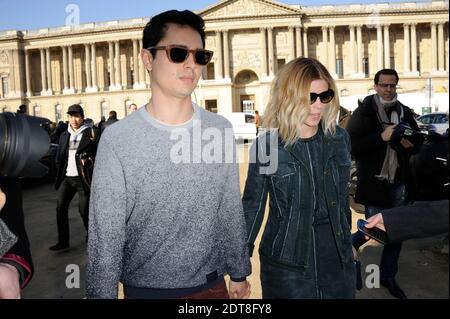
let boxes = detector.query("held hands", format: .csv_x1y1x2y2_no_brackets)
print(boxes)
228,279,251,299
381,125,396,142
0,263,21,299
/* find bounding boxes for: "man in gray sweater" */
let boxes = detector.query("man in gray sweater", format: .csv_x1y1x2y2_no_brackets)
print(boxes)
86,10,251,299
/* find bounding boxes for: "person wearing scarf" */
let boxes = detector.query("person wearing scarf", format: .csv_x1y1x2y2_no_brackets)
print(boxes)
49,104,99,251
346,69,420,299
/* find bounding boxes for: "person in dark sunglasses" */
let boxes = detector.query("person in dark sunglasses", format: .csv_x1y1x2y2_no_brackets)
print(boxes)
242,57,357,299
87,10,251,300
347,69,420,299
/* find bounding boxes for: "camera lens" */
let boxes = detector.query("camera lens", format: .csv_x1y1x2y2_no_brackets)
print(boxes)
0,112,50,177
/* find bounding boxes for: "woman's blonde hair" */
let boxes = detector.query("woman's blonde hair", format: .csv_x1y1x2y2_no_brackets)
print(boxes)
262,57,339,146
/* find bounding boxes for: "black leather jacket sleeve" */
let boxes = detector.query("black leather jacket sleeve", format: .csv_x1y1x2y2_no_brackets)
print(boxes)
242,140,270,257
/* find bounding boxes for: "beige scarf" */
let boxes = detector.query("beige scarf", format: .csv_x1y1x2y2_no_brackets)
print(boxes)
374,94,403,183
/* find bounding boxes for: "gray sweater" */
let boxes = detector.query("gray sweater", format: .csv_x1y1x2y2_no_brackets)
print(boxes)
86,104,251,298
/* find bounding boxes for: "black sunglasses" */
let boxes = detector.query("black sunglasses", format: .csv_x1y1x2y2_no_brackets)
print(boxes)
147,45,214,66
310,89,335,104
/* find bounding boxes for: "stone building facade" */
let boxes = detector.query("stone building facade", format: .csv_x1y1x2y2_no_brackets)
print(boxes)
0,0,448,122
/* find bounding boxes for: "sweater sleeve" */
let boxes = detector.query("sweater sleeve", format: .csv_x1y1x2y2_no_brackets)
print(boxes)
86,136,127,299
383,200,449,243
218,138,251,280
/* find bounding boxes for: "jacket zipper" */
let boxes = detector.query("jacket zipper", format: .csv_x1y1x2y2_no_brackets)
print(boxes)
307,144,320,298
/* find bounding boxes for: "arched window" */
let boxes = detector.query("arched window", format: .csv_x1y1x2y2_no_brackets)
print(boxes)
101,101,109,119
2,106,7,113
234,70,259,85
55,104,63,122
33,105,41,117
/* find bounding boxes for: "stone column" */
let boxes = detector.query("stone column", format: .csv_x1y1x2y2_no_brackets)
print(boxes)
438,22,445,72
84,44,92,91
303,27,309,58
410,23,418,75
108,41,115,90
356,25,363,75
431,22,438,73
268,27,275,76
40,48,47,95
289,26,296,62
62,46,69,93
384,24,390,68
322,26,329,69
403,24,411,75
296,26,302,57
349,25,356,75
377,25,384,70
132,39,140,89
45,47,53,94
25,50,32,97
90,43,98,91
329,26,337,78
139,39,147,87
260,28,268,77
115,41,122,90
215,31,223,79
68,45,75,93
223,30,230,79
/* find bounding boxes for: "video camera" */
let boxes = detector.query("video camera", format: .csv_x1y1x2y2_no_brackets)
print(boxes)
389,122,425,152
0,112,51,178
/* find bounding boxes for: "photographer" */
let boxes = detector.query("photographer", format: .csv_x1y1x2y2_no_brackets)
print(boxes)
346,69,420,299
0,178,34,299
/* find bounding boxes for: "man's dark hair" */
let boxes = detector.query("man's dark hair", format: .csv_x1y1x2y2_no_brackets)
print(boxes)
374,69,399,84
143,10,206,58
109,111,117,119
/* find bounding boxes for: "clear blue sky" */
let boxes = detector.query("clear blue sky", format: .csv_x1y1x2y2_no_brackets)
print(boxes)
0,0,418,32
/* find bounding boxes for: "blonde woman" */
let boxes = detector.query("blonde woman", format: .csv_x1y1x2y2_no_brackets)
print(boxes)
243,57,355,298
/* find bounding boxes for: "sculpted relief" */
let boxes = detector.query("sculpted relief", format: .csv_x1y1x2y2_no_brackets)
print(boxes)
204,0,292,18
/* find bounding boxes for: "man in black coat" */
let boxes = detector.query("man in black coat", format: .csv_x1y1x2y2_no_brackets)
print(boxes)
346,69,420,299
0,177,34,298
49,104,99,251
364,200,449,243
100,110,119,134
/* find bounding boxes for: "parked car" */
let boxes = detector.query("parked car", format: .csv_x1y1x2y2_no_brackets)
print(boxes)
416,112,449,135
220,112,257,141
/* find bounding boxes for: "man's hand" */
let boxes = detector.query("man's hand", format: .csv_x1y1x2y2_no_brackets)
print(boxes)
381,125,396,142
0,187,5,211
0,263,21,299
365,213,386,232
228,280,251,299
400,138,414,148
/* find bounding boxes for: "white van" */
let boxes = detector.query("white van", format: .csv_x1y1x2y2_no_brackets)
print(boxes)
220,112,257,141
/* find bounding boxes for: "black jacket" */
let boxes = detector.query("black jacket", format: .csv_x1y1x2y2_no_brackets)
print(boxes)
0,177,33,288
346,95,420,207
382,200,449,243
243,127,353,271
55,125,100,194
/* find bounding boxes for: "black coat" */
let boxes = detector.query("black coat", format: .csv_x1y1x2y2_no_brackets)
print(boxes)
382,200,449,243
0,177,33,288
55,126,100,194
346,95,420,207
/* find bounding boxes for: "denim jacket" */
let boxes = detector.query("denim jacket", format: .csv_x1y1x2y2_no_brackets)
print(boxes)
242,126,353,271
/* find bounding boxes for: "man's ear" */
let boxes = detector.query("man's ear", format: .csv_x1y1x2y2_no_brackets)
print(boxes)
141,49,153,73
